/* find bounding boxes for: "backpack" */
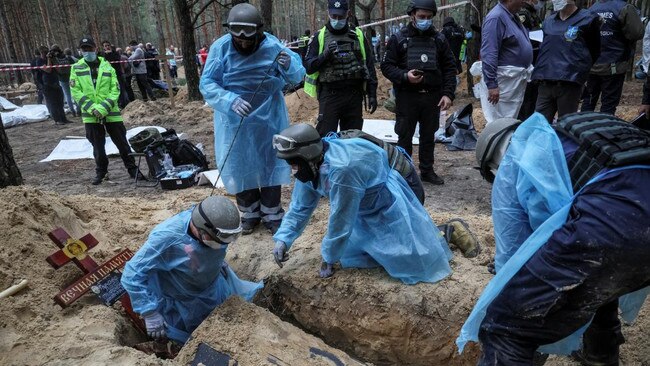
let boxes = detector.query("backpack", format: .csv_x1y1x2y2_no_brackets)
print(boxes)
161,129,210,171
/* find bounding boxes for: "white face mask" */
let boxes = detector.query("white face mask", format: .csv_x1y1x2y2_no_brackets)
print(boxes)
552,0,567,11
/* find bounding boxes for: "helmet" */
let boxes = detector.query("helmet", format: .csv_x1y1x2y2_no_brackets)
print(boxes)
475,118,521,183
407,0,438,16
273,124,323,163
191,196,242,246
226,3,263,38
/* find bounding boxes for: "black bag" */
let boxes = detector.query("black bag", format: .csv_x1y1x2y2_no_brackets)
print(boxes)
161,129,210,171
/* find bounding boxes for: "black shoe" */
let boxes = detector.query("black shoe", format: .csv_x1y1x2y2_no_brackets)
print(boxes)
421,171,444,185
92,173,107,185
241,220,259,235
266,223,281,235
150,96,157,101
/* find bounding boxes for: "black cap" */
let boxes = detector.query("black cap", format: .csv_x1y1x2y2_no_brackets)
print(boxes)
328,0,349,16
78,36,96,48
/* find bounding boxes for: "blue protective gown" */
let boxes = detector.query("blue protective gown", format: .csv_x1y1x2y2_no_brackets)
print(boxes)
121,210,263,343
273,137,453,285
457,113,650,356
200,33,306,194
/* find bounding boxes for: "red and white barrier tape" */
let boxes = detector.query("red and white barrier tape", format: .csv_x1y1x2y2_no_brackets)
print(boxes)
0,56,185,72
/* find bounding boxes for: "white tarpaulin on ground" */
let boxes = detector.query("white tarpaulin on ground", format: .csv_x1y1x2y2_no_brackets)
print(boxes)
197,170,225,188
362,119,419,145
2,105,50,128
0,96,19,111
40,126,170,162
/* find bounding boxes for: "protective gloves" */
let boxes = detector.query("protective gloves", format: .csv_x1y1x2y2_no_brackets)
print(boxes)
220,261,229,279
92,109,103,118
143,311,166,340
231,97,252,117
273,241,289,268
323,41,338,59
277,52,291,70
366,96,378,114
319,261,335,278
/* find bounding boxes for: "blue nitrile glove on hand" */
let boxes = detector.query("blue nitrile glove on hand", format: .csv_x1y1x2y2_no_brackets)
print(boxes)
277,52,291,70
231,97,252,117
273,241,289,268
319,261,335,278
143,311,166,340
220,261,229,279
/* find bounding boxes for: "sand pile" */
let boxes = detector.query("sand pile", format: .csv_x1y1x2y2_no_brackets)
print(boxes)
285,89,319,124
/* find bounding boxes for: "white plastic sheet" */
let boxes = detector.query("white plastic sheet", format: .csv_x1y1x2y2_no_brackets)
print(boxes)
642,22,650,73
40,126,169,162
476,64,533,124
1,105,50,128
0,96,19,111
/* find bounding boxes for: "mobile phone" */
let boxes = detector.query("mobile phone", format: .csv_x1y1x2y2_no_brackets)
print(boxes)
412,69,424,76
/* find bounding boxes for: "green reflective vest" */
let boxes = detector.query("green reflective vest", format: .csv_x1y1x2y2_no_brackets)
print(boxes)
69,57,122,124
304,26,367,98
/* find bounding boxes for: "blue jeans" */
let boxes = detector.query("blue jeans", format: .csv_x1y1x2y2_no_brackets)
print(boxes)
59,80,78,115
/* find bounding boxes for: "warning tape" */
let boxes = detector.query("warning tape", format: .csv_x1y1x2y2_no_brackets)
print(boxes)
0,57,168,72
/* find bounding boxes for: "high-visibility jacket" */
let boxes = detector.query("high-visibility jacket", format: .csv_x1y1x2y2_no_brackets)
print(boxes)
69,57,123,124
304,26,367,98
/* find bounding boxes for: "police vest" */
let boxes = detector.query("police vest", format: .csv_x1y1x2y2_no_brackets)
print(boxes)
337,129,413,179
591,0,630,65
69,57,123,124
299,36,310,48
304,26,367,98
532,9,598,84
394,27,442,73
555,112,650,192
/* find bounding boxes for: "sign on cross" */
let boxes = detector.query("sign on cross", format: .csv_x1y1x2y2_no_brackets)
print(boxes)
46,228,145,334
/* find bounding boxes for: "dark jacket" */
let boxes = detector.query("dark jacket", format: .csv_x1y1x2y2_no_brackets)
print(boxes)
381,23,457,99
441,18,465,73
102,48,124,77
644,74,650,105
304,22,378,97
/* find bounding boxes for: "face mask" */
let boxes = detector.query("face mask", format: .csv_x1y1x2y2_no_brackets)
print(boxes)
201,239,229,250
552,0,567,11
330,17,347,30
415,19,433,31
292,159,319,184
534,0,545,11
82,51,97,62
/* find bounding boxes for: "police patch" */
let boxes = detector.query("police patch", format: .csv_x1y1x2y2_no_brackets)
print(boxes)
421,54,428,63
334,1,341,8
565,26,579,42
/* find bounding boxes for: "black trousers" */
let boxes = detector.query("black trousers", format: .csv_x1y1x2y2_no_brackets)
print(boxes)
135,73,155,100
535,81,583,124
85,122,137,175
117,74,131,109
125,75,136,102
517,81,539,121
395,89,441,174
235,186,284,228
316,84,364,136
43,84,66,123
581,73,626,115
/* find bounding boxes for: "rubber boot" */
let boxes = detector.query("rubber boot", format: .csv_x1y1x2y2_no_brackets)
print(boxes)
439,218,481,258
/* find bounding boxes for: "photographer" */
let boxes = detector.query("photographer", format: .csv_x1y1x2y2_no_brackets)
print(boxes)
52,44,80,117
36,45,69,125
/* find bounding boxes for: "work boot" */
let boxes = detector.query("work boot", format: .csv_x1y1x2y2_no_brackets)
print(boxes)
421,170,444,185
266,222,281,235
438,218,480,258
92,172,107,185
241,220,259,235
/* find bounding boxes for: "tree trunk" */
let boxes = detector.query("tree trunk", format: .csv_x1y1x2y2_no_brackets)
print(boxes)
0,1,24,84
0,115,23,188
466,0,483,95
173,0,202,101
37,0,53,46
212,2,222,38
163,1,175,46
261,0,273,35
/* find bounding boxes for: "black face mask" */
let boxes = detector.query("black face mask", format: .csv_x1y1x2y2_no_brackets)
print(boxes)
232,33,265,55
290,159,319,186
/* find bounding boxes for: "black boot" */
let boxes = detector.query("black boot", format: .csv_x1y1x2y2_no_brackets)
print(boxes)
92,172,107,185
241,220,260,235
421,170,444,185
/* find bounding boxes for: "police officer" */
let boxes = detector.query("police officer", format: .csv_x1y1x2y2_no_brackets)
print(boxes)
581,0,644,115
516,0,543,121
69,36,144,185
298,30,311,62
304,0,378,136
381,0,457,185
441,16,465,75
531,0,601,123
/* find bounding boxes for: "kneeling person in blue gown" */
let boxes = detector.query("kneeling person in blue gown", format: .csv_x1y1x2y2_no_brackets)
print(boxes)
121,196,263,343
270,124,480,283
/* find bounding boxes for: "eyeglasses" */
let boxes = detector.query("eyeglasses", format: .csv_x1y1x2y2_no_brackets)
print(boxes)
228,22,259,38
272,134,320,152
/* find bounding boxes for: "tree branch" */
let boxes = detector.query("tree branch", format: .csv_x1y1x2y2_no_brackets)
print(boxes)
191,0,220,26
357,0,377,12
194,20,215,29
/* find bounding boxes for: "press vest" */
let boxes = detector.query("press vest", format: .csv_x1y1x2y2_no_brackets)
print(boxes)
532,9,598,84
591,0,630,66
69,57,123,124
304,26,367,98
555,112,650,191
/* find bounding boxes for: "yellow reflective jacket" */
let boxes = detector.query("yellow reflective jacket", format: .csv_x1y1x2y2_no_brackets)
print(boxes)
69,57,122,123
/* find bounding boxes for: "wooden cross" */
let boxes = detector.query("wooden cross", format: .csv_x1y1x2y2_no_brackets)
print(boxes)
47,227,145,334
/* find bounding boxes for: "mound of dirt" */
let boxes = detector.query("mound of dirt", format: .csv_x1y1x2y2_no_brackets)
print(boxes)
177,297,363,365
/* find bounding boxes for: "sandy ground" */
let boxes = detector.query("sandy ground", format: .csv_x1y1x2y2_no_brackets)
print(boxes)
1,71,648,365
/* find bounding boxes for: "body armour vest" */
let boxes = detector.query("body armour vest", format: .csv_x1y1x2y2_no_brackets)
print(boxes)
556,112,650,191
319,29,368,83
532,9,598,84
591,0,630,65
406,34,439,72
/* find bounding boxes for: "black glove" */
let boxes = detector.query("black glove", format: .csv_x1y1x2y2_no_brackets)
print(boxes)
367,96,377,114
323,41,338,59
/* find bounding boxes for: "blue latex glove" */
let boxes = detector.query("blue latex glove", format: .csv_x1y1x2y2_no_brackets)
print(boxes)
143,311,166,340
220,261,229,279
277,52,291,70
273,241,289,268
319,261,335,278
231,97,252,117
